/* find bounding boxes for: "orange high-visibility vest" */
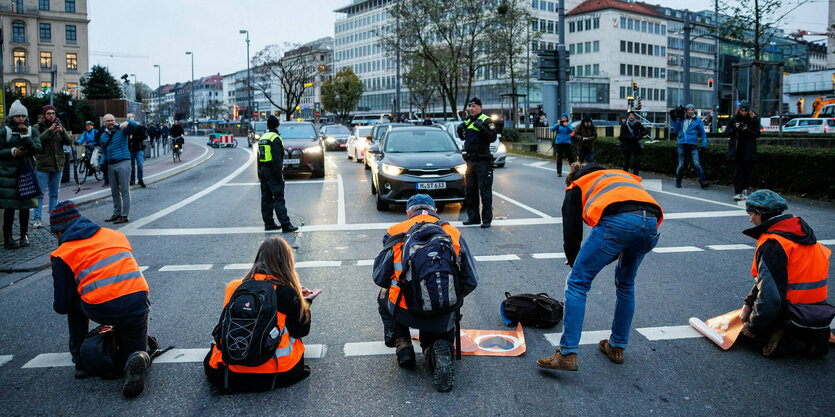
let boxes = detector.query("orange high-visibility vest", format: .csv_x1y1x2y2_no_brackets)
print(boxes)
752,234,831,304
566,169,662,227
385,212,461,310
51,228,148,305
209,274,305,374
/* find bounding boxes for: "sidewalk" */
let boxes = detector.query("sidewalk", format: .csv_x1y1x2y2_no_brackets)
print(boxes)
0,137,215,280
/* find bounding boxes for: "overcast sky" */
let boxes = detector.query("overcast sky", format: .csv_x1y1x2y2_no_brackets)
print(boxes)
89,0,828,89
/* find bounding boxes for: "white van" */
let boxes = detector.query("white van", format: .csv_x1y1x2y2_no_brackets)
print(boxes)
783,118,835,134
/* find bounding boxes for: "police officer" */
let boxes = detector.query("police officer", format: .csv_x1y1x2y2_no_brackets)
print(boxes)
258,116,298,232
456,97,498,228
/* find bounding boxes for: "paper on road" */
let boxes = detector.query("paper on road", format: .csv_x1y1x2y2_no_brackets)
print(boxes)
689,308,744,350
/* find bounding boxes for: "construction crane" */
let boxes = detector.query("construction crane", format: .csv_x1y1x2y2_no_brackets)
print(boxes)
788,30,829,40
90,51,149,59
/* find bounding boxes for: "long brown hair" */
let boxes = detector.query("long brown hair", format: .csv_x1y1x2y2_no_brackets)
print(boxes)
244,236,307,317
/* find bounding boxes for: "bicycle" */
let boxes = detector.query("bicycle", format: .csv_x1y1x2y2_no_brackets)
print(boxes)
172,136,183,162
73,145,102,185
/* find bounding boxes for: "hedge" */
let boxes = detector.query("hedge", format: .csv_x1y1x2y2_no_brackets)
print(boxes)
588,137,835,200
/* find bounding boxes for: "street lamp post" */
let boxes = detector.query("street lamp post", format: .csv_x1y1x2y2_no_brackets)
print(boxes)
153,64,161,88
185,51,194,125
240,30,251,122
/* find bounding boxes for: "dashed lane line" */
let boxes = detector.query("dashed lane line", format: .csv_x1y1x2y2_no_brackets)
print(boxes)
337,174,346,225
343,341,420,357
356,260,374,266
652,246,704,253
159,264,213,272
543,330,611,346
22,352,73,368
532,252,566,259
637,325,703,341
820,239,835,245
474,254,521,262
222,179,337,186
0,355,13,367
706,244,754,251
296,261,342,268
224,264,252,270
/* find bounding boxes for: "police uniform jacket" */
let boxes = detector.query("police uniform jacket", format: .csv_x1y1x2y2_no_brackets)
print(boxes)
457,113,497,157
257,129,284,175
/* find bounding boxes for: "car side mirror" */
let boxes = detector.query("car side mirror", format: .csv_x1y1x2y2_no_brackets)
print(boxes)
368,145,380,154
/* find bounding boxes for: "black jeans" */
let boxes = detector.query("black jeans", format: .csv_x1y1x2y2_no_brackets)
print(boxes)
464,158,493,223
623,147,641,175
68,302,148,369
3,208,30,238
377,289,454,351
733,159,751,194
554,143,575,175
259,169,292,227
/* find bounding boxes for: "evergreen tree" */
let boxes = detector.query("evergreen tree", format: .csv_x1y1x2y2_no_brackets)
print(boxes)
81,65,123,99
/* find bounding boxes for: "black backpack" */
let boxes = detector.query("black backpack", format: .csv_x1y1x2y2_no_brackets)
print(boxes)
212,279,281,367
500,292,564,328
396,221,462,316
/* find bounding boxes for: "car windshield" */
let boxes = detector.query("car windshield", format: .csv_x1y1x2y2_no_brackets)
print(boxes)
384,130,459,153
325,125,350,135
253,121,267,133
278,123,317,139
355,127,372,136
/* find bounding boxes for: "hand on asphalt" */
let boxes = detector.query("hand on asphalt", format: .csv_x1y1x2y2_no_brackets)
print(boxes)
740,304,752,323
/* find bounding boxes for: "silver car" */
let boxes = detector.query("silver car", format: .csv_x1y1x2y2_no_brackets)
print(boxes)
440,121,507,167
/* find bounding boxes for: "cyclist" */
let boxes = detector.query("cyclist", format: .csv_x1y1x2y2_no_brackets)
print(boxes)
77,121,97,152
169,120,185,153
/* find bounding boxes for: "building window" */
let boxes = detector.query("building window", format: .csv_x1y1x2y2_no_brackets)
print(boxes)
40,23,52,42
41,82,51,93
661,25,666,35
40,51,52,70
547,20,554,33
620,86,626,99
620,40,626,52
627,42,633,53
642,21,647,32
627,65,632,76
39,0,49,10
584,41,591,53
620,64,626,76
12,22,25,43
627,19,633,30
66,53,77,70
593,41,599,52
569,44,575,54
532,0,538,8
66,25,76,43
641,44,647,55
13,50,26,72
593,17,600,29
593,64,599,75
655,23,660,34
14,81,28,96
65,0,75,12
585,19,591,30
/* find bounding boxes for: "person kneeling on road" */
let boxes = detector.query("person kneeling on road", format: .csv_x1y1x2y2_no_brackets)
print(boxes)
538,163,662,371
49,200,151,398
738,190,834,357
205,236,318,392
372,194,478,392
258,115,298,233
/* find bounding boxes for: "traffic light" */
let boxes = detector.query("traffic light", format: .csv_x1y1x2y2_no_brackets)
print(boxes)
636,96,643,110
627,95,634,109
537,50,558,81
708,78,714,88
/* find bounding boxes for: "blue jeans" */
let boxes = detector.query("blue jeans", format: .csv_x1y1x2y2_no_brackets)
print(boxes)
578,148,594,163
676,144,705,185
35,170,62,221
560,212,660,354
130,150,144,183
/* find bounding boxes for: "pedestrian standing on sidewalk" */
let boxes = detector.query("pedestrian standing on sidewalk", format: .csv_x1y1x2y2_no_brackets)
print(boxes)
726,101,760,201
537,162,662,372
572,115,597,164
549,113,575,177
148,124,159,158
619,111,645,175
127,114,147,188
258,116,298,233
33,105,72,229
0,100,42,248
161,123,170,152
100,114,137,224
670,104,708,188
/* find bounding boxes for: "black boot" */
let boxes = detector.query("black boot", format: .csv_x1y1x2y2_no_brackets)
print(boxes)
19,233,29,247
4,235,19,249
123,351,150,398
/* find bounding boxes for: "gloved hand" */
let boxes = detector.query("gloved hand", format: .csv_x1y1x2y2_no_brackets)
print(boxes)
739,304,752,322
472,119,485,130
456,123,466,139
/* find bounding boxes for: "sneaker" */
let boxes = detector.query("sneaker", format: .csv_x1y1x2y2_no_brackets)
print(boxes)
282,224,299,233
114,216,129,224
733,193,745,201
122,352,148,398
598,340,624,364
395,337,416,369
431,340,454,392
33,220,42,229
536,348,578,371
762,328,785,357
74,365,90,379
139,181,146,188
4,236,19,250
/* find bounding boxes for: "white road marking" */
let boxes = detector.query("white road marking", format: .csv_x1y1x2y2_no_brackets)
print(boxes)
544,330,611,346
139,266,149,272
356,260,374,266
120,147,255,232
526,161,550,168
474,254,521,262
637,325,703,341
22,353,73,368
492,191,552,218
820,239,835,245
344,341,420,357
650,188,742,209
707,244,754,251
304,344,327,359
337,174,346,225
652,246,704,253
641,179,663,191
224,264,252,270
154,349,208,363
663,210,748,220
532,252,566,259
159,264,213,272
222,179,337,186
0,355,13,367
296,261,342,268
505,157,517,161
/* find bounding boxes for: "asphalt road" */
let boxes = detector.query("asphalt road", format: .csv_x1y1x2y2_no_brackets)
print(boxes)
1,139,833,416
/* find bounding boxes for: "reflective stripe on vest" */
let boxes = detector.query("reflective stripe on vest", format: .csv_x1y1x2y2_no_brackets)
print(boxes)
258,132,282,163
385,213,461,310
752,233,831,305
51,228,148,305
567,169,663,227
465,113,491,131
208,274,305,374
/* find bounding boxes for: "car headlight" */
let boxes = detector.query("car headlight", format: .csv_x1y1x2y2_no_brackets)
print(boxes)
326,136,336,143
497,143,506,153
254,134,261,140
382,163,403,176
304,145,322,153
455,163,467,175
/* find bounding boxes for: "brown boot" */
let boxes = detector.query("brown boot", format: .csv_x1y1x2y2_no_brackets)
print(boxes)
536,348,578,371
762,328,785,357
598,340,624,364
395,337,416,368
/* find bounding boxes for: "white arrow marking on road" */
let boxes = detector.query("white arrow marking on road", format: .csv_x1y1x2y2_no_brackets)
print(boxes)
474,254,521,262
543,330,611,346
652,246,704,253
707,244,754,251
22,353,73,368
159,264,213,272
344,341,420,357
492,191,552,218
356,260,374,266
637,325,703,341
0,355,13,367
304,344,327,359
337,174,346,225
527,161,550,168
224,264,252,270
532,252,566,259
296,261,342,268
139,266,149,272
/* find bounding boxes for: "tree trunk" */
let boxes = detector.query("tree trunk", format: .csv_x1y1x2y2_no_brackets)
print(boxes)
754,0,761,61
750,62,762,116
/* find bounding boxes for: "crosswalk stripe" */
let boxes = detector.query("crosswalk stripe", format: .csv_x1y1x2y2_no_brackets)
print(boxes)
159,264,213,272
636,325,702,341
223,264,252,270
475,254,521,262
652,246,704,253
0,355,13,367
531,252,565,259
707,244,754,251
356,260,374,266
820,239,835,245
22,353,73,368
296,261,342,268
343,341,419,357
543,330,611,346
139,266,149,272
154,349,208,363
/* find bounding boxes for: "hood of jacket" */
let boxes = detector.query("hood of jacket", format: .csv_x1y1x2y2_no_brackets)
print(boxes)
58,216,102,245
743,214,817,245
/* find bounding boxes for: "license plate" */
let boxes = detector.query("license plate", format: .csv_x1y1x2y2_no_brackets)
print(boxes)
416,182,446,190
339,143,347,148
284,159,300,165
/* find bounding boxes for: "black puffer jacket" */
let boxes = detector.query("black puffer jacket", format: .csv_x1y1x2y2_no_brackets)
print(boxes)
618,120,644,152
726,113,760,161
0,119,42,209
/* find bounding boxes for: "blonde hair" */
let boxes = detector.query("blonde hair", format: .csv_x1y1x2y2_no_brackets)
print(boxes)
244,236,308,317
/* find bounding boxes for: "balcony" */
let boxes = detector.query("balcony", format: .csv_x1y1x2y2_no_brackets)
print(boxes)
11,64,29,74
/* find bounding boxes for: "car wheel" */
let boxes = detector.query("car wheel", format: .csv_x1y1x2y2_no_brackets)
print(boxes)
370,175,377,195
496,163,505,168
355,151,363,163
364,159,370,170
375,189,388,211
311,157,325,178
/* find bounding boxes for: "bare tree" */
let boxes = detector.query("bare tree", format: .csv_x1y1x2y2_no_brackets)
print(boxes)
490,0,538,126
403,57,436,116
200,99,225,119
251,43,319,121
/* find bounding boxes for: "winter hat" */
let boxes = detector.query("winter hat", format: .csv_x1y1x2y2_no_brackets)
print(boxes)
560,113,569,119
50,200,82,234
8,100,27,118
42,104,56,114
85,121,94,126
406,194,436,213
685,104,695,110
745,190,788,219
467,97,482,106
583,114,592,122
267,115,280,130
739,101,751,111
627,110,637,117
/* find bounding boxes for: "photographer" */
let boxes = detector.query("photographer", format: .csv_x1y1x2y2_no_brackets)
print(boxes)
669,104,708,189
1,100,42,248
549,113,575,177
619,111,644,175
572,115,596,163
725,101,760,201
34,105,73,229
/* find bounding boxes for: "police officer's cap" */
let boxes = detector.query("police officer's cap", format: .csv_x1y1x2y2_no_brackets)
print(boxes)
267,115,280,130
467,97,482,107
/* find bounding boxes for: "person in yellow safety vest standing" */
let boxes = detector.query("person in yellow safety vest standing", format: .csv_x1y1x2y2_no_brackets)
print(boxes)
258,116,297,232
738,190,834,357
456,97,498,228
538,163,662,372
49,200,151,398
373,194,478,392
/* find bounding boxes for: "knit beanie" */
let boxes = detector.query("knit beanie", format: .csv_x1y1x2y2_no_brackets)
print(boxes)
267,115,280,130
8,100,27,118
745,190,788,220
42,104,56,115
50,200,82,234
406,194,435,213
